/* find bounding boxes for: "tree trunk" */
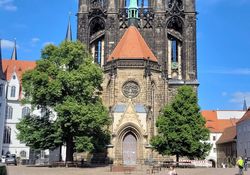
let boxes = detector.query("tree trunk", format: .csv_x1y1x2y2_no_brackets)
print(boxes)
59,145,62,162
176,154,179,167
66,136,74,163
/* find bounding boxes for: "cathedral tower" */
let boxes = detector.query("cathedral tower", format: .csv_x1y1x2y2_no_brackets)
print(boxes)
77,0,198,165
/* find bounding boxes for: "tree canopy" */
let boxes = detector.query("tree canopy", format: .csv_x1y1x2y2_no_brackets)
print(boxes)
151,86,210,162
17,41,110,161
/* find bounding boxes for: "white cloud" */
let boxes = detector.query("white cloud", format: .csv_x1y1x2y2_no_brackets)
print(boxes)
1,39,14,49
206,68,250,75
30,37,40,47
229,92,250,108
1,39,20,50
0,0,17,11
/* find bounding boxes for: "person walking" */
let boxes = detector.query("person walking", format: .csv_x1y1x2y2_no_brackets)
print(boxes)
237,156,244,175
244,157,248,171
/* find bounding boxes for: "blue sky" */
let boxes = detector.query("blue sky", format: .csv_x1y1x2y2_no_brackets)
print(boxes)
0,0,249,110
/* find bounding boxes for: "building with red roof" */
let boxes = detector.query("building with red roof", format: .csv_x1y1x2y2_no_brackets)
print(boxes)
216,126,237,167
201,110,245,167
0,37,37,161
0,57,36,160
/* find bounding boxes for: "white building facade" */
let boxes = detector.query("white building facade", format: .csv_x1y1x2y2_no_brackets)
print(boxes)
202,110,245,167
0,59,36,162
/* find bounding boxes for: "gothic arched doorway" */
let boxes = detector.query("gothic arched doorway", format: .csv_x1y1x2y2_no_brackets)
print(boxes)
123,133,137,165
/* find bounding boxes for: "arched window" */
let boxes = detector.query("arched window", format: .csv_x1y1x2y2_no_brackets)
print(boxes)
10,86,16,97
167,16,183,34
3,127,11,144
89,18,105,36
5,105,13,119
20,150,27,158
167,16,183,80
22,107,31,117
89,18,105,66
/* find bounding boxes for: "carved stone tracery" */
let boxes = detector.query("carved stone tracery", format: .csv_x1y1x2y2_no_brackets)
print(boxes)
168,0,183,12
122,81,140,99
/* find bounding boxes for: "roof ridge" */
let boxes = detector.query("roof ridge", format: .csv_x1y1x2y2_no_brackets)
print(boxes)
107,26,157,62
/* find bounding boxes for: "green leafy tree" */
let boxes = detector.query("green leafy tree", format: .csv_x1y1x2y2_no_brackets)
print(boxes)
17,41,110,161
151,86,210,163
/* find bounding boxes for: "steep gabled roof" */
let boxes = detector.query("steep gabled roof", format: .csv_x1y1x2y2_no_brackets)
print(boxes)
107,26,157,62
237,108,250,125
201,110,239,133
216,126,236,144
2,59,36,82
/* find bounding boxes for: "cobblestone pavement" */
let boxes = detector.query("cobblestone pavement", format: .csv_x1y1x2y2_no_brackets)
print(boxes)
6,165,250,175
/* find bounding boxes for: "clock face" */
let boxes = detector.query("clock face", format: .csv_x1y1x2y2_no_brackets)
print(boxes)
171,62,178,70
122,81,140,99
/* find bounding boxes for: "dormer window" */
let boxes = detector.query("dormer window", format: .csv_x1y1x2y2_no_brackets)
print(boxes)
11,86,16,97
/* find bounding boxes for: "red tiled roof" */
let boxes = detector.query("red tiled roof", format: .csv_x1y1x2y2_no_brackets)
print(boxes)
2,59,36,82
237,108,250,124
2,59,36,99
216,126,236,144
201,110,238,133
107,26,158,62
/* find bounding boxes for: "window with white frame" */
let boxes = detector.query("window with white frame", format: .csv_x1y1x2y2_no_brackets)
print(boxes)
3,127,11,144
22,107,31,117
10,86,16,97
5,105,13,119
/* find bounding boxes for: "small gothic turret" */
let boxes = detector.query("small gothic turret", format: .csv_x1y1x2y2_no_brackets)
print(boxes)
11,39,17,60
128,0,139,27
243,98,248,111
65,13,72,42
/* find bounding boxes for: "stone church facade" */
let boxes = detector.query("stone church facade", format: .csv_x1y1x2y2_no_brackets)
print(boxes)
77,0,198,165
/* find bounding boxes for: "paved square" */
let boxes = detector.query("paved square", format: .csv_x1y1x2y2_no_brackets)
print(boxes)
6,165,250,175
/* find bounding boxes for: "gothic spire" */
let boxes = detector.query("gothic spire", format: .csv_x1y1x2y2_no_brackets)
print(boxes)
11,39,17,60
243,98,248,111
0,39,5,80
65,12,72,42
